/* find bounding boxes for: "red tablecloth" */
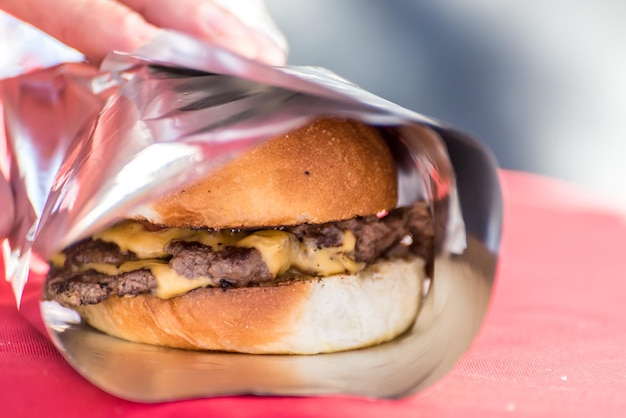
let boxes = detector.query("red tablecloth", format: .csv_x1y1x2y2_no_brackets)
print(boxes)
1,170,625,417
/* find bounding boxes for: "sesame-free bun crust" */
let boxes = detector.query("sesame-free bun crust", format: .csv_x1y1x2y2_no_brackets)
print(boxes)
133,118,398,229
74,257,425,354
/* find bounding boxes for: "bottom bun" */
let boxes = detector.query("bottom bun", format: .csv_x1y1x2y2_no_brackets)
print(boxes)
75,257,426,354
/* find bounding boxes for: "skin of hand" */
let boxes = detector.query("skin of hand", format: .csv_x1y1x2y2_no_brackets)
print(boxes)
0,0,286,243
0,0,286,65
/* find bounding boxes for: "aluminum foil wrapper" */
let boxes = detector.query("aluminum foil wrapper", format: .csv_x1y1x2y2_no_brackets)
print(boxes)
2,31,502,401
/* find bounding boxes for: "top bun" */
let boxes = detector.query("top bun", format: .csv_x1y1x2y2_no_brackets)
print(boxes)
135,118,398,229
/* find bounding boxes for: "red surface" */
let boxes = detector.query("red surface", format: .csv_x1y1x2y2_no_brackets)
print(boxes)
1,170,625,417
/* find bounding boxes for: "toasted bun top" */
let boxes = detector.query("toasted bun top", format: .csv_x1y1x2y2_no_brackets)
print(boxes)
135,118,398,228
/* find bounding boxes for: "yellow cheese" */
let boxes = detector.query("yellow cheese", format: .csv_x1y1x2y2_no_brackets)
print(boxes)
78,262,122,277
51,252,67,268
143,262,215,299
94,221,247,258
293,230,364,276
236,230,296,277
94,222,191,258
72,220,366,299
76,259,216,299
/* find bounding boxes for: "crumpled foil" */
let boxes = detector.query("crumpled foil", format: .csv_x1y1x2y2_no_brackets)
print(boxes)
1,30,502,401
3,29,464,303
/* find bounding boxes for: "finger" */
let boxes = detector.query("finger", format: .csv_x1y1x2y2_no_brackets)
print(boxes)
120,0,286,65
0,173,14,240
0,0,158,64
214,0,288,55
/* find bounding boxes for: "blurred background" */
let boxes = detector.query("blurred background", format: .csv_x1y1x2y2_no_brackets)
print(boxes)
266,0,626,209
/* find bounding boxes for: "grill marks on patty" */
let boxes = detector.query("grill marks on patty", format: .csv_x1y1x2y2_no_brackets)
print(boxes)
64,239,137,266
166,241,273,287
47,269,157,306
47,202,434,306
47,239,158,305
46,242,272,306
336,202,433,263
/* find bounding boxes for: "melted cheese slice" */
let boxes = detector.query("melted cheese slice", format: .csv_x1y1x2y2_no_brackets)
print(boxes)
65,221,366,299
76,260,215,299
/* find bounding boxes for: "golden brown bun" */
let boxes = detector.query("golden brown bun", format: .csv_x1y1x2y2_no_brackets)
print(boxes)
74,257,425,354
131,118,398,229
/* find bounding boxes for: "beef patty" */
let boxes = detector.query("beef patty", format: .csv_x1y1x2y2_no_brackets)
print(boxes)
47,202,434,307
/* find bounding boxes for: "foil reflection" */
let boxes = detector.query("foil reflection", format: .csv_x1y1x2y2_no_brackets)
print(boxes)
51,237,493,401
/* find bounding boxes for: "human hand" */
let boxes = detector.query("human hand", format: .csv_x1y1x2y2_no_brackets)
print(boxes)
0,0,286,243
0,0,286,65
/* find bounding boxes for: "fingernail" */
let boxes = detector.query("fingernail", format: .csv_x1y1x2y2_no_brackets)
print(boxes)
124,13,158,41
213,35,259,61
136,22,159,44
213,0,289,53
200,3,286,65
200,3,250,39
252,32,287,66
257,42,286,66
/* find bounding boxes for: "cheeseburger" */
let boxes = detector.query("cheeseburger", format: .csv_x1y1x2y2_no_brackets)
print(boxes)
45,118,434,354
